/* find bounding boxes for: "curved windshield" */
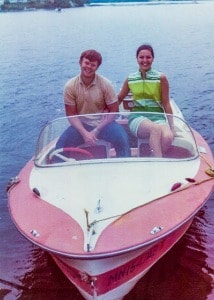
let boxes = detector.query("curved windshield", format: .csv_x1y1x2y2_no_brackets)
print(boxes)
34,112,199,167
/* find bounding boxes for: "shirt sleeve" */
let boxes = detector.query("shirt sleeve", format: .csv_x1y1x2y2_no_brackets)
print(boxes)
102,77,118,106
63,79,76,106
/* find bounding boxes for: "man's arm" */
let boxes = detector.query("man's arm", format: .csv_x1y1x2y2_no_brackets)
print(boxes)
65,104,98,144
92,102,119,135
65,104,89,137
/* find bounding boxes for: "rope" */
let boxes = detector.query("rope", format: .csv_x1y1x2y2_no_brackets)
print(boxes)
87,155,214,229
200,154,214,177
200,154,214,169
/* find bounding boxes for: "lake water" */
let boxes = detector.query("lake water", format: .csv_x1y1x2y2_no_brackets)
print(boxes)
0,1,214,299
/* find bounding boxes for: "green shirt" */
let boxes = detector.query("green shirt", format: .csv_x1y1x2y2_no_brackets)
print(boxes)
128,69,165,122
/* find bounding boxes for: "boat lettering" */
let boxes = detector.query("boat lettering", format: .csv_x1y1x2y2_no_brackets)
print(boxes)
107,246,157,287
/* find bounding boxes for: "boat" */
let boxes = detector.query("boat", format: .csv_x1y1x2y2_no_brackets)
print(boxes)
7,98,214,300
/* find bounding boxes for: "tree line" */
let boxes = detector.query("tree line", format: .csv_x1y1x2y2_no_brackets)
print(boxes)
0,0,89,11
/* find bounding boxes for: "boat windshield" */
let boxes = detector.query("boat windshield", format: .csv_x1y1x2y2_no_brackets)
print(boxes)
34,111,199,167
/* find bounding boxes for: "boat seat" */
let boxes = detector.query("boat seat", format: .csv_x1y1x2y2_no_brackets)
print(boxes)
164,145,193,159
78,140,111,159
137,138,193,158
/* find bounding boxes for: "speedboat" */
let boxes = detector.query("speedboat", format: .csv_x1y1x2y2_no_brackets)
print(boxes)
7,99,214,300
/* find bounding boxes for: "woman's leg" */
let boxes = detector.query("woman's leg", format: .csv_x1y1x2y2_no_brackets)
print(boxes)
137,120,163,157
160,125,174,154
137,121,173,157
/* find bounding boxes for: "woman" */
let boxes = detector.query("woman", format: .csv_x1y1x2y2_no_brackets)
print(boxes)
118,44,174,157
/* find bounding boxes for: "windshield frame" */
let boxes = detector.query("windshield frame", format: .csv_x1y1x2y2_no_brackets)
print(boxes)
34,112,199,168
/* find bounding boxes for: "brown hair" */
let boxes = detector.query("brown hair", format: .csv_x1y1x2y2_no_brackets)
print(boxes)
79,50,102,66
136,44,154,58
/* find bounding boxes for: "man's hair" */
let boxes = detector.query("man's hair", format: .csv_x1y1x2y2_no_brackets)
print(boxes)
79,50,102,66
136,44,154,58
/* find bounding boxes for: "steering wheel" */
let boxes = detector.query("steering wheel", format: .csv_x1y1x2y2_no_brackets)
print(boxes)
49,147,94,162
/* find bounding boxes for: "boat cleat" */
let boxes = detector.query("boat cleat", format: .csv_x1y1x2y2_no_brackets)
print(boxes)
206,167,214,177
30,229,40,237
150,226,163,235
6,176,20,192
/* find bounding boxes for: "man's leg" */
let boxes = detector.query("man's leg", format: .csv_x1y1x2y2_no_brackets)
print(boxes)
98,121,130,157
55,126,84,148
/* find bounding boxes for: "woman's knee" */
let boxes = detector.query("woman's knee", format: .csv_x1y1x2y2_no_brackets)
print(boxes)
151,124,162,138
137,120,155,138
163,128,173,143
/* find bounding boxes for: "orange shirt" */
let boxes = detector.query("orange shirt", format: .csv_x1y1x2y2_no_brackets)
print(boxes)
64,74,117,114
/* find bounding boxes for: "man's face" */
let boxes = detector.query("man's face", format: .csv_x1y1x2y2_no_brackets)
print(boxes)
80,57,99,78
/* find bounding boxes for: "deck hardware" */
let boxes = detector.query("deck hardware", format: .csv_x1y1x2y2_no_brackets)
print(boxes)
79,272,97,298
150,226,163,235
32,187,40,197
31,229,40,237
200,154,214,177
91,278,98,299
79,271,97,298
206,168,214,177
84,209,90,230
170,182,182,191
198,146,207,154
95,199,103,213
86,223,96,252
6,176,20,192
185,177,196,183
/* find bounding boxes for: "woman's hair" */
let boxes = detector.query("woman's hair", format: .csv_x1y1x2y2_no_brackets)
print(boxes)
136,44,154,58
79,50,102,66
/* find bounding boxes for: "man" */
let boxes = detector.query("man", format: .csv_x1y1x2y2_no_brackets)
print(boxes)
56,49,130,157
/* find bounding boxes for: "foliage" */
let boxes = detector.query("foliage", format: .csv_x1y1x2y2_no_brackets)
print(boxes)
0,0,88,11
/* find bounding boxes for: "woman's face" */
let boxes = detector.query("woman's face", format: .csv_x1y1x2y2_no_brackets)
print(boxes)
137,49,154,72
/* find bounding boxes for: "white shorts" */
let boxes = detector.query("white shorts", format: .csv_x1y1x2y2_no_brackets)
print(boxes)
129,116,168,136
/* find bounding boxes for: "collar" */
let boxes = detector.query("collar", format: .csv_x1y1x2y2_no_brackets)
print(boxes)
79,74,97,87
139,68,153,76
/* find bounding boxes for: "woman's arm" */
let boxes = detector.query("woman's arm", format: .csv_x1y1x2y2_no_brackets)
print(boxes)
160,74,174,131
118,79,130,105
160,74,173,114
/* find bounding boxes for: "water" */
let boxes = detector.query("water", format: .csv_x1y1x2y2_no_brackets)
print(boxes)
0,2,214,299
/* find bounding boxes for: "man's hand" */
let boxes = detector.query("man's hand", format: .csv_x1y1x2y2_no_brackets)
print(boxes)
82,130,98,145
